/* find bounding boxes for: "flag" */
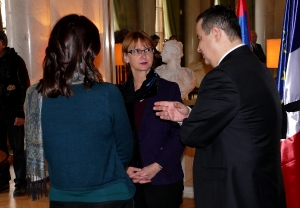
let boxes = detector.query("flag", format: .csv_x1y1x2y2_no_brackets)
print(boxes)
236,0,251,47
276,0,300,208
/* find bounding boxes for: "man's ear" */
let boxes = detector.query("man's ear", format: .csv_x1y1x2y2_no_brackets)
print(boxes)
211,26,221,42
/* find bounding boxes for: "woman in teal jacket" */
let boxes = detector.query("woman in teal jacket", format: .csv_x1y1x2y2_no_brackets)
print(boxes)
24,14,135,208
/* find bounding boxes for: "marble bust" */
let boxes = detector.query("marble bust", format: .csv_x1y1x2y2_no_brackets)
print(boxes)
155,40,196,99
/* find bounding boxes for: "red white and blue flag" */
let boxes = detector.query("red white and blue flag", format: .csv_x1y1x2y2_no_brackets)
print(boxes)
236,0,251,47
276,0,300,207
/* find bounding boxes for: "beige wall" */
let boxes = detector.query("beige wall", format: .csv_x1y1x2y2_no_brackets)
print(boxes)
255,0,285,51
5,0,114,84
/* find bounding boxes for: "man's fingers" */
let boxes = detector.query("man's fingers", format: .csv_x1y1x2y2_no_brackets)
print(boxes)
153,105,167,111
153,101,171,109
154,101,169,106
155,111,168,116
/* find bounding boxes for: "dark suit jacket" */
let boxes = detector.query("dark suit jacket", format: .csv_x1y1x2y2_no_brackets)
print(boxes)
153,48,164,68
252,43,266,63
138,79,185,185
181,45,285,208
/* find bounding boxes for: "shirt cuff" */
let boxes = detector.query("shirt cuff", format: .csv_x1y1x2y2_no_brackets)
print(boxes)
178,106,192,126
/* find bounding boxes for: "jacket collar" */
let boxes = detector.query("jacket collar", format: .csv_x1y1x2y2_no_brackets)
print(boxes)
219,45,252,65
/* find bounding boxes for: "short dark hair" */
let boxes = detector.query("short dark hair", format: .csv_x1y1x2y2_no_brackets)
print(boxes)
150,34,160,41
114,28,129,43
0,31,8,47
38,14,103,98
196,5,241,42
169,35,177,40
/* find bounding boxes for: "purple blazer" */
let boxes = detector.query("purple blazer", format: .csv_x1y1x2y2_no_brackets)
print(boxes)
138,78,185,185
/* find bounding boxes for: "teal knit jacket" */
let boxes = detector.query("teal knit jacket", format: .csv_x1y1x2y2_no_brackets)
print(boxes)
41,83,135,202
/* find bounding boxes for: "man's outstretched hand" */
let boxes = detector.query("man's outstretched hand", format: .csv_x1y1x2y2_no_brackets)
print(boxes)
153,101,190,122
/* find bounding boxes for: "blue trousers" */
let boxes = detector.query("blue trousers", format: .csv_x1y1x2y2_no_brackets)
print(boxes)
0,109,26,187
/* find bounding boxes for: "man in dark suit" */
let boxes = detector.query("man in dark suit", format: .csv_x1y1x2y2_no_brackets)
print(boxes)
154,5,286,208
251,30,266,63
150,34,163,68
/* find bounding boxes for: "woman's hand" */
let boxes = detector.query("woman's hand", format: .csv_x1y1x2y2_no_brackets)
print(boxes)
140,163,161,183
126,166,151,183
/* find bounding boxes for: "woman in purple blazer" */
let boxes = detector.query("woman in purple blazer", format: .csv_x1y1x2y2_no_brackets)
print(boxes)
117,30,185,208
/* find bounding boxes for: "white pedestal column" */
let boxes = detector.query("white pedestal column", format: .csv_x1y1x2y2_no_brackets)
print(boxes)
182,0,202,67
255,0,285,50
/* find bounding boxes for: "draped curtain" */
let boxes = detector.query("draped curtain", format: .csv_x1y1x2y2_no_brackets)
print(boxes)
247,0,254,29
5,0,114,83
163,0,180,41
113,0,138,31
113,0,155,36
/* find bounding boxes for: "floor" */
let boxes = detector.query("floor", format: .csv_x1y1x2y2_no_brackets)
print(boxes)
0,165,195,208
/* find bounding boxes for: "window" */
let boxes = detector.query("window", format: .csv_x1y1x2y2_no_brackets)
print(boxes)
155,0,164,51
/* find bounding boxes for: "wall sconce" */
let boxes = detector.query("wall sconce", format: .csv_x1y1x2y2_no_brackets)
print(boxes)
115,43,123,66
115,43,127,84
266,39,281,68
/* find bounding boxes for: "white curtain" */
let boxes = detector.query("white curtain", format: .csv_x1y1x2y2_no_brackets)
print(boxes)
5,0,115,84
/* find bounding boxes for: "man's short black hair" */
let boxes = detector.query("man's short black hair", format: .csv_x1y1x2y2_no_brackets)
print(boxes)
196,5,241,42
150,34,160,40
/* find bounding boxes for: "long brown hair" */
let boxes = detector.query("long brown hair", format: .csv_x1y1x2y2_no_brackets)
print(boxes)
37,14,103,98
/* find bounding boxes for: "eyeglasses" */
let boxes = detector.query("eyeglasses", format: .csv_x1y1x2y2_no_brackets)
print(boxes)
127,47,154,55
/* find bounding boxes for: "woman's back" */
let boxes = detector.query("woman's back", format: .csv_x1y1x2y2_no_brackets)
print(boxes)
41,83,135,202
